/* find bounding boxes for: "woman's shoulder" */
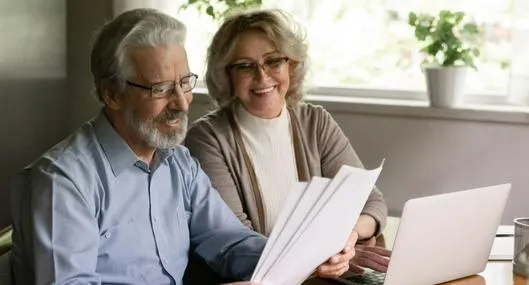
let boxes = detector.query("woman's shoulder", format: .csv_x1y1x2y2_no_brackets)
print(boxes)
289,102,331,122
185,107,237,151
189,107,232,132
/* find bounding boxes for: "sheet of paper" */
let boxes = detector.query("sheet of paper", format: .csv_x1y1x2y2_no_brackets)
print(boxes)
265,165,382,285
489,236,514,260
263,167,354,276
252,179,329,281
269,166,366,271
283,167,360,253
252,163,384,285
252,181,310,280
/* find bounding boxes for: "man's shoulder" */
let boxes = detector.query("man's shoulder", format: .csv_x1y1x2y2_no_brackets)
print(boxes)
29,120,101,175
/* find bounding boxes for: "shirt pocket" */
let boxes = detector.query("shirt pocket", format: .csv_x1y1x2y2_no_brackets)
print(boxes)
98,221,144,276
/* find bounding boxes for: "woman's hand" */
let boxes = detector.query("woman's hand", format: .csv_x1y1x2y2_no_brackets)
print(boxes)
315,230,358,279
349,236,391,275
354,214,378,240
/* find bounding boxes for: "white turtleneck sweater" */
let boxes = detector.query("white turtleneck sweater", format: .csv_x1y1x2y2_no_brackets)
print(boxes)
234,103,298,235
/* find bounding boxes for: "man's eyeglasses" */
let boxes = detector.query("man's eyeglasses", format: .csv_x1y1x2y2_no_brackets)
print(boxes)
126,73,198,98
228,57,289,77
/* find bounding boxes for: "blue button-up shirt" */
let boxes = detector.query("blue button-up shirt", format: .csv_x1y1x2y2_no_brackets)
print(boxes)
10,112,266,285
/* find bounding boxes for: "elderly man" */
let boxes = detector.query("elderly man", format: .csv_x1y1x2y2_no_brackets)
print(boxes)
9,8,265,285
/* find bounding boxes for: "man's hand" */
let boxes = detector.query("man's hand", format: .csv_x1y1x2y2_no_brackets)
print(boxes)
349,236,391,275
315,230,358,279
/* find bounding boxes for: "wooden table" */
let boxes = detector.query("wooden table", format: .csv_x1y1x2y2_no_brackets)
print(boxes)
305,217,528,285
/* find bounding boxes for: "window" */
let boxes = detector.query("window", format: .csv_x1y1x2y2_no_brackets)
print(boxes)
176,0,529,105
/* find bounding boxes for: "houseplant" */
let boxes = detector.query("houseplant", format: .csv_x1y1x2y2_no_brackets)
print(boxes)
408,10,481,108
179,0,262,20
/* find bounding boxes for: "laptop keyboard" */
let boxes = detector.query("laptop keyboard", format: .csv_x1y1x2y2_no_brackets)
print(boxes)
335,270,386,285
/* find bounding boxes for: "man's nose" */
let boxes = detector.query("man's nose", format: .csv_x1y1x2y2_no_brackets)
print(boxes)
169,87,191,111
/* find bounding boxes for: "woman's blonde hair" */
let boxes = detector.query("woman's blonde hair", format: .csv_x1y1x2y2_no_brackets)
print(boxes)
205,9,308,107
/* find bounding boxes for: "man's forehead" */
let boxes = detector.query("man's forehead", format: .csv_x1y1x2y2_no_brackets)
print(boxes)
127,44,186,57
127,45,190,82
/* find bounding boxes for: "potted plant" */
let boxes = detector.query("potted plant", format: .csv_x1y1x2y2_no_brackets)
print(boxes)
408,10,481,108
179,0,262,20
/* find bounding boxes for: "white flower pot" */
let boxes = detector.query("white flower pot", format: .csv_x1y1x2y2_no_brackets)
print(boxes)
424,66,467,108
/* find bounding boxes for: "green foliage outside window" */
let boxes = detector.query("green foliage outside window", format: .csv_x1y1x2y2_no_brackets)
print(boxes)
179,0,262,20
408,10,481,69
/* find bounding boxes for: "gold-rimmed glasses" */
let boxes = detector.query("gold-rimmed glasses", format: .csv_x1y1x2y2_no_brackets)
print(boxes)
227,57,289,78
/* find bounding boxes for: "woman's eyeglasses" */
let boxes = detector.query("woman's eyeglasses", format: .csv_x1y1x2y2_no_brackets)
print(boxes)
228,57,289,77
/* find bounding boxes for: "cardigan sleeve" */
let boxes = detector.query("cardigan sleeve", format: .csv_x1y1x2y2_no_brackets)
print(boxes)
184,120,255,230
316,107,388,235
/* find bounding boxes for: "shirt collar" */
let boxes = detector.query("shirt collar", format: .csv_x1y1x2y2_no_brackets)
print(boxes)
93,111,141,176
155,148,174,163
93,111,177,176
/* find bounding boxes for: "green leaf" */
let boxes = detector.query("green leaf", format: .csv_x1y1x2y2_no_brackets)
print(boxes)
414,27,430,41
408,12,417,26
206,5,215,18
465,22,478,32
453,11,465,25
179,0,263,21
439,10,450,19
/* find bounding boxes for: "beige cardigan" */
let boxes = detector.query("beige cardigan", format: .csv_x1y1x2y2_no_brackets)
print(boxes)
184,102,387,235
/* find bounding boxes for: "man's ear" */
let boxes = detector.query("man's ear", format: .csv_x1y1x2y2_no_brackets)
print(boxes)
101,79,122,111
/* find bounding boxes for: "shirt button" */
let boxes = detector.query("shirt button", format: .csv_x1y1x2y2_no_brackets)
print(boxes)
162,259,168,266
153,217,157,222
105,232,112,239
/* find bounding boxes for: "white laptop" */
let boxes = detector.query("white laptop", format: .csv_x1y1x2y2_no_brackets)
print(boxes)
339,183,511,285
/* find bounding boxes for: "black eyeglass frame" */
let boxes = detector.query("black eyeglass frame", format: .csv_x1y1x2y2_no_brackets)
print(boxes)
126,73,198,97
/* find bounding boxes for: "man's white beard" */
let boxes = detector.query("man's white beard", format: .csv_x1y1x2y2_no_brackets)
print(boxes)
126,108,188,149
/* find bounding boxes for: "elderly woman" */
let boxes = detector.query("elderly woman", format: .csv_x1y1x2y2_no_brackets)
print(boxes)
184,9,390,279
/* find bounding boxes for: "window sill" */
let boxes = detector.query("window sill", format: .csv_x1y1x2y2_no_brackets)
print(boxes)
192,88,529,125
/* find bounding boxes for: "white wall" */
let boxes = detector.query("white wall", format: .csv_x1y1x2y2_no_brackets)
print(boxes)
331,111,528,224
190,95,529,225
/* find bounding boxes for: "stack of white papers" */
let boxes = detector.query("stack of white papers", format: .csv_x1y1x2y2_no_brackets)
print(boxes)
251,163,384,285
